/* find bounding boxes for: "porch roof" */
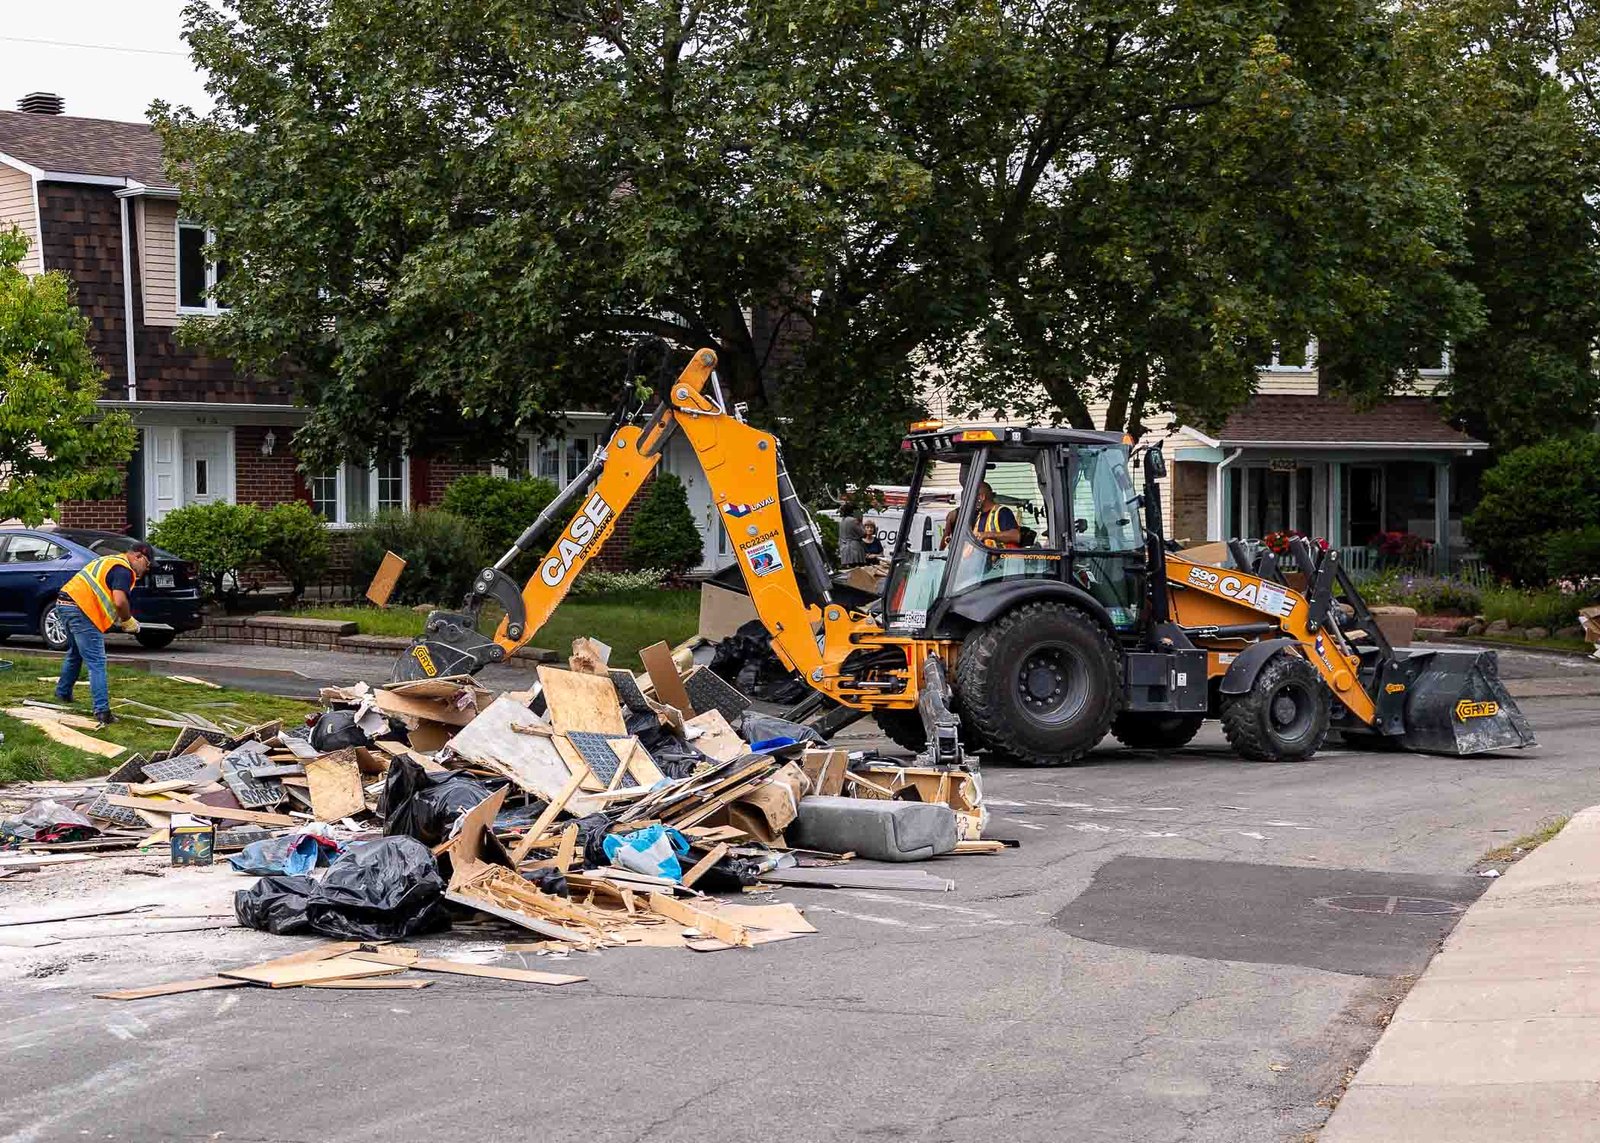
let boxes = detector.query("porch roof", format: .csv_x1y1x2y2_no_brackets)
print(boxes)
1190,396,1486,451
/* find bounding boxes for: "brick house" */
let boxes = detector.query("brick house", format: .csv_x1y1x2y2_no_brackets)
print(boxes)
0,98,682,573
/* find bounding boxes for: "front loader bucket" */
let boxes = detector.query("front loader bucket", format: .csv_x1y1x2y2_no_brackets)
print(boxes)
1396,648,1536,755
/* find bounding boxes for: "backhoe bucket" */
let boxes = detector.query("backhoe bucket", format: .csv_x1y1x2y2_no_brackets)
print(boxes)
389,610,506,683
1395,648,1536,756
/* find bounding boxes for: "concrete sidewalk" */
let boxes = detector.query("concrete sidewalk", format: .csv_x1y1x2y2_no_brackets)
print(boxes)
1320,805,1600,1141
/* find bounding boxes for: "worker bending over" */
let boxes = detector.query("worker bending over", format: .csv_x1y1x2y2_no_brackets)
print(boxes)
54,543,153,726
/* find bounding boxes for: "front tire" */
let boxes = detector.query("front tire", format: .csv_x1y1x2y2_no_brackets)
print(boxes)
955,601,1120,766
1220,652,1330,762
40,607,70,652
135,629,178,650
1111,713,1205,751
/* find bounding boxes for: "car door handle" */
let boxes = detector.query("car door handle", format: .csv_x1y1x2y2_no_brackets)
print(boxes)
35,573,49,580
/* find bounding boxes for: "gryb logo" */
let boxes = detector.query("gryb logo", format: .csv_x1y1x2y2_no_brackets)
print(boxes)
1456,699,1500,721
410,644,438,678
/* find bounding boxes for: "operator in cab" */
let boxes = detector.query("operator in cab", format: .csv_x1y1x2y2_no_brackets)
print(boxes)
53,542,153,727
941,482,1021,549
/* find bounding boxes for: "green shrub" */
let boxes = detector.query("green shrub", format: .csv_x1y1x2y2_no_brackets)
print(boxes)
1466,437,1600,585
349,508,485,606
439,473,570,565
260,502,330,602
570,567,667,596
1356,569,1482,615
627,473,702,573
149,501,268,608
1480,584,1584,631
1547,526,1600,583
812,509,840,569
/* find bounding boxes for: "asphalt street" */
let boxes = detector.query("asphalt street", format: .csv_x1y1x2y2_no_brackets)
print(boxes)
3,678,1598,1143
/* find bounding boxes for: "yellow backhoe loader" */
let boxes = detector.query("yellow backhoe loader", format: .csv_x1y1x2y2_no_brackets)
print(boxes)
394,349,1534,765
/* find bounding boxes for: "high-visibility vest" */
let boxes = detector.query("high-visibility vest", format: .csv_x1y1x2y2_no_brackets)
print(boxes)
61,555,138,632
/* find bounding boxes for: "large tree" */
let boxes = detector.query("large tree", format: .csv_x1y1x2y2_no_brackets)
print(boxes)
157,0,1482,494
0,228,136,525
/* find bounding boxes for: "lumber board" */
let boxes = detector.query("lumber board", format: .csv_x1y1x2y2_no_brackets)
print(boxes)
640,641,694,716
538,666,626,735
511,770,585,865
106,795,295,826
443,889,593,943
304,751,364,821
95,976,245,1001
647,892,752,948
351,948,586,986
6,705,101,730
680,843,728,888
365,550,407,607
683,709,746,762
701,901,817,934
0,903,154,928
5,711,125,757
219,955,406,988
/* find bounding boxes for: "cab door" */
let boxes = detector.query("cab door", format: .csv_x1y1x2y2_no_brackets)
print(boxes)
1065,445,1147,632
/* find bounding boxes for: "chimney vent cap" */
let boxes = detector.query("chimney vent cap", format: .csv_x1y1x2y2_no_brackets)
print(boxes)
18,93,65,115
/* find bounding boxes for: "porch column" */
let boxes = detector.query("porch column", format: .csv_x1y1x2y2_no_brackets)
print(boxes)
1435,461,1451,570
1327,461,1343,548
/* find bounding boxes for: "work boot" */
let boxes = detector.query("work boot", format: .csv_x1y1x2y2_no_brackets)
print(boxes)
95,711,119,728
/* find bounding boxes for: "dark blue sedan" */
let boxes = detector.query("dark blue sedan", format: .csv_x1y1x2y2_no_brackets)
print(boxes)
0,527,204,651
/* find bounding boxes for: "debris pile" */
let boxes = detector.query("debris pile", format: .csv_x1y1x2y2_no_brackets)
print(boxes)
2,626,1005,996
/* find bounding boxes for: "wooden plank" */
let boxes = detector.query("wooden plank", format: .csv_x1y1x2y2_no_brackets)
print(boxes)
647,892,753,948
219,955,406,988
304,751,364,821
365,550,407,607
625,743,665,787
537,666,626,735
95,976,245,1001
349,949,586,986
5,712,124,757
554,823,578,872
680,842,728,888
700,901,817,934
640,641,694,716
510,770,585,865
304,978,433,991
167,674,222,689
105,795,294,826
6,705,102,730
0,903,155,928
245,942,372,969
953,839,1007,854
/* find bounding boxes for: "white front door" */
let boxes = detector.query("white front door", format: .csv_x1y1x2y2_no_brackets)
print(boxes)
182,429,232,506
664,436,733,574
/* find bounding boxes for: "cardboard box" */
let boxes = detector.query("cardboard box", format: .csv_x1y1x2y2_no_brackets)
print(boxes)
801,748,848,798
1580,605,1600,646
852,765,987,840
698,582,760,641
728,761,810,842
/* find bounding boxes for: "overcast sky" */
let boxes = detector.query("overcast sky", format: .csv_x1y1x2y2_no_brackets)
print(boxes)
0,1,214,123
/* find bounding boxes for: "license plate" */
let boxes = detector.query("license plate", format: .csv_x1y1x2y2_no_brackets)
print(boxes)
153,574,175,588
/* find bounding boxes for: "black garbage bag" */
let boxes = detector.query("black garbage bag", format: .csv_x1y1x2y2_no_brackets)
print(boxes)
623,708,703,779
735,711,828,748
691,855,764,893
309,708,371,752
234,873,315,935
709,619,807,703
382,755,495,845
302,837,451,941
570,812,617,868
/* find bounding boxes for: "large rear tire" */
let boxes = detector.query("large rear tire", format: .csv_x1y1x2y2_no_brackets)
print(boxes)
955,601,1120,766
1220,652,1330,762
1111,712,1205,751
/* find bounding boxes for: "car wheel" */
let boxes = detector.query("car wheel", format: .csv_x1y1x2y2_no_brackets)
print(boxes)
135,629,178,650
40,606,70,652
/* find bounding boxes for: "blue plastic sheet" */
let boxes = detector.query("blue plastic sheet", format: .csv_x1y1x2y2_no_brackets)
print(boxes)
228,829,341,875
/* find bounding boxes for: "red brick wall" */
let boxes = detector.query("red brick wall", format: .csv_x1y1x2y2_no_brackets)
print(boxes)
234,426,309,508
412,456,493,507
1171,461,1210,545
58,496,129,532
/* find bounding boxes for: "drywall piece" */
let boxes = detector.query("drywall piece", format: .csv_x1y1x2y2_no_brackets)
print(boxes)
351,947,586,986
444,696,574,802
640,641,694,716
760,866,956,892
683,710,746,762
366,551,407,607
538,666,627,735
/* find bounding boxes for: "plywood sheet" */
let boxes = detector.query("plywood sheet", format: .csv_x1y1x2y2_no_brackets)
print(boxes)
365,550,407,607
351,949,585,986
683,710,746,762
538,666,626,735
445,696,572,801
640,641,694,716
96,976,245,1001
219,955,406,988
305,750,364,821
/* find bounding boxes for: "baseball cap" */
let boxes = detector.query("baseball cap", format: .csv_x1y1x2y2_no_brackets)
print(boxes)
128,542,155,560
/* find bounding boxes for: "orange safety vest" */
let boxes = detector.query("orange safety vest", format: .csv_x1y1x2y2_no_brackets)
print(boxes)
61,555,138,632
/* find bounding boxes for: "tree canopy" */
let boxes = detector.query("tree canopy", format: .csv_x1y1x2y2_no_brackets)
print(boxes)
0,228,136,525
155,0,1583,493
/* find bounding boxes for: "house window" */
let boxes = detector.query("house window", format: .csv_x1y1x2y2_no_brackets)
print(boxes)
1256,331,1316,371
1418,342,1451,374
307,458,410,525
524,431,601,488
177,222,230,313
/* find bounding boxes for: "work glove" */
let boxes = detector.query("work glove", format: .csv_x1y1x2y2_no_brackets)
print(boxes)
119,618,141,634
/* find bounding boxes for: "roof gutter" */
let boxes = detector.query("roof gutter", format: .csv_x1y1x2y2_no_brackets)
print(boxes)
1218,439,1486,452
119,195,136,402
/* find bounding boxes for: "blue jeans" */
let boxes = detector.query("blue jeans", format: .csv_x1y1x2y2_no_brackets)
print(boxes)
54,605,110,715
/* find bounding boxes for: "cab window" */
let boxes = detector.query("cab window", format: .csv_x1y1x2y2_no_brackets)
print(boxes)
1069,446,1142,552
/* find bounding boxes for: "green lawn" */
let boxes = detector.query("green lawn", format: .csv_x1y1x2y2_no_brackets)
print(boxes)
0,654,316,785
291,588,702,670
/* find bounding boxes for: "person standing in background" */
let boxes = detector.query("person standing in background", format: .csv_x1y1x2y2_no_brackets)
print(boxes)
54,543,152,727
862,521,885,559
838,509,866,566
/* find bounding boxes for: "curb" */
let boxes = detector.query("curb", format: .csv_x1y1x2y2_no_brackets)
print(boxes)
1414,629,1598,662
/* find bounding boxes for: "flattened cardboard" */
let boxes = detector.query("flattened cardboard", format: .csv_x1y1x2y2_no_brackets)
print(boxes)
365,550,407,607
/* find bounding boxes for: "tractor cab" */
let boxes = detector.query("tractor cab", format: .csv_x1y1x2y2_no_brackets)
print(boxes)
884,422,1152,642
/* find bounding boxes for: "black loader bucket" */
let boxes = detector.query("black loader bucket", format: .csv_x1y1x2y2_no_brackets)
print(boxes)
1394,648,1536,755
389,611,506,683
